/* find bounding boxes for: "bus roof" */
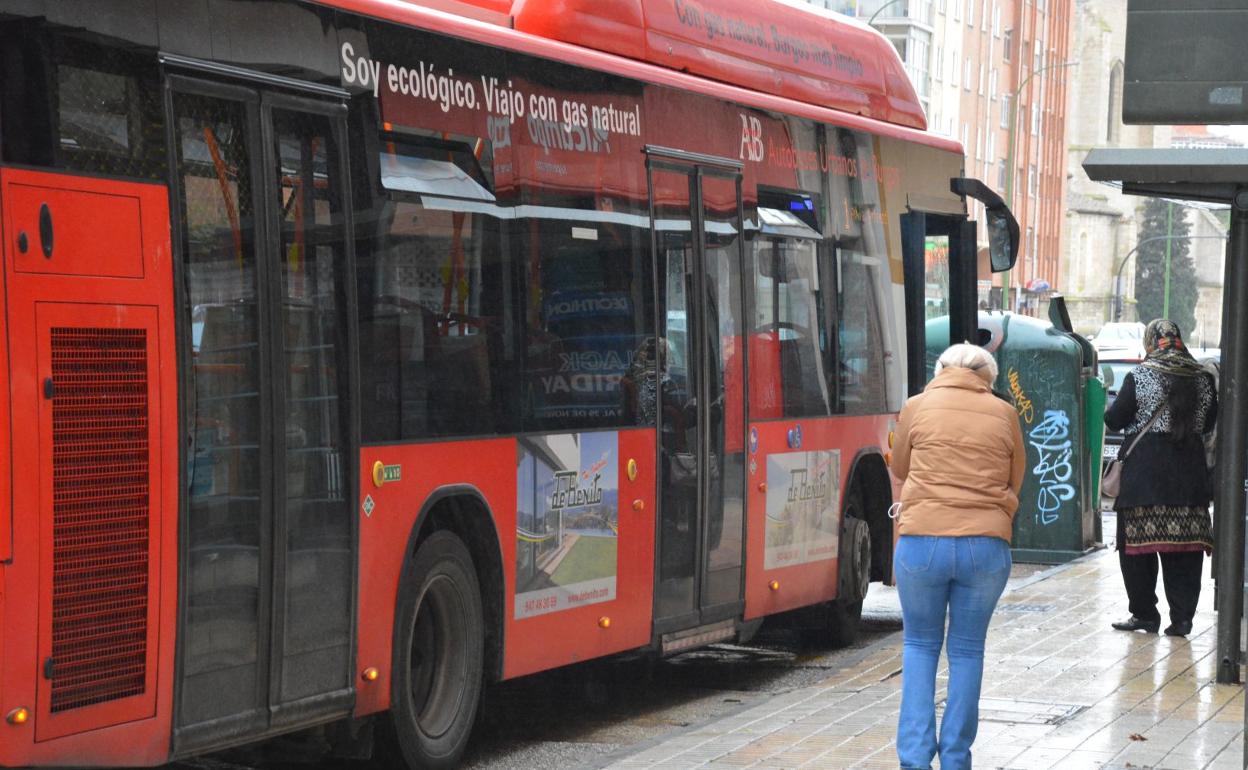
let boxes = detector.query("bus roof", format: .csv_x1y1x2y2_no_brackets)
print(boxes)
318,0,956,151
511,0,927,131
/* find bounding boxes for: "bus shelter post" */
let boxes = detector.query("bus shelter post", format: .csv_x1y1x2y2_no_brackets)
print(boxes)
1216,191,1248,685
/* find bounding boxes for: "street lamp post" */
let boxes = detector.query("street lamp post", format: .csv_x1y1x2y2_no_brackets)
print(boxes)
1002,59,1079,310
1110,233,1228,322
866,0,909,25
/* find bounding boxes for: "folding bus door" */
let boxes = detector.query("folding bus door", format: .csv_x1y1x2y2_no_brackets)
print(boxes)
167,75,356,748
649,157,748,641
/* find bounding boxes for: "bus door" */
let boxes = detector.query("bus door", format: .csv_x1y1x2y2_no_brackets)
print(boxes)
648,157,748,640
166,75,356,747
900,211,979,394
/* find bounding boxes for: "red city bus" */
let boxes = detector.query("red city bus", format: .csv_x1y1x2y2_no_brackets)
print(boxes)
0,0,1018,767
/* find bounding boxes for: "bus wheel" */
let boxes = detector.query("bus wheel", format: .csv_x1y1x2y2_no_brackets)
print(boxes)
823,488,872,648
384,531,484,770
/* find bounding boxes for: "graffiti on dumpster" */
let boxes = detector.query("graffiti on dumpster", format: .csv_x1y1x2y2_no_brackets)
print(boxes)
1028,409,1075,525
1006,367,1036,424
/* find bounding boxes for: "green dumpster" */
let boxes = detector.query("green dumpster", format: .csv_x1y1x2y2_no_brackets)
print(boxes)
1085,377,1106,540
925,311,1099,563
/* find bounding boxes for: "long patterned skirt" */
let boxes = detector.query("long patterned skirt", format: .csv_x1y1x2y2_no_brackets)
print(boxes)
1119,505,1214,556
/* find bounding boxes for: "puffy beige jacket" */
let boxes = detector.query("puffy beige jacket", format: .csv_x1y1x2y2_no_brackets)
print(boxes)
892,367,1026,543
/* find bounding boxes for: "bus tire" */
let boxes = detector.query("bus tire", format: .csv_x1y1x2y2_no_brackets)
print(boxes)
384,531,484,770
822,487,871,648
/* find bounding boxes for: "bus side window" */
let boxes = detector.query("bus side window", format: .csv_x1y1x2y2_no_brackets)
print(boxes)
518,213,654,433
750,235,833,418
837,250,888,415
355,135,519,441
0,28,166,179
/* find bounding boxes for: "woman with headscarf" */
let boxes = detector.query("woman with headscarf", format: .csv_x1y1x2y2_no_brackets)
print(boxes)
1105,319,1217,637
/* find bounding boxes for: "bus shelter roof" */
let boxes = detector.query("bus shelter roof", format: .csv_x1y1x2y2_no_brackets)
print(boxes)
1083,147,1248,205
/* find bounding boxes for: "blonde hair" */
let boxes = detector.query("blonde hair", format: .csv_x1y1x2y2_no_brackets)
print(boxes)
935,343,998,384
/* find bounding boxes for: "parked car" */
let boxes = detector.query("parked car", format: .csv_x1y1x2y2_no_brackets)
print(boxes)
1193,348,1221,367
1100,357,1143,467
1091,322,1146,360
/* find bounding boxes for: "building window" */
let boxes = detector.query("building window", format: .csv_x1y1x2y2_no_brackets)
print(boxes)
911,36,930,96
934,45,943,82
978,63,985,95
1028,164,1038,197
961,123,969,151
965,0,973,25
953,0,961,20
997,159,1007,188
1003,28,1013,61
1031,103,1041,135
1077,232,1090,293
992,2,1001,36
976,127,982,160
964,57,972,91
1107,60,1124,143
950,48,960,86
989,68,998,100
1000,94,1012,128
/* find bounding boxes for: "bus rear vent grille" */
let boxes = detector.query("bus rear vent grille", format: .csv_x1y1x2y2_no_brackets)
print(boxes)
49,327,149,713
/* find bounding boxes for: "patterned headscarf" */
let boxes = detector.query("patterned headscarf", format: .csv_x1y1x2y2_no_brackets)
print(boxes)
1141,318,1204,378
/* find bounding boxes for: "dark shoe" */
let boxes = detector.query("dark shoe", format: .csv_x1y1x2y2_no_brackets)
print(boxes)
1112,616,1160,633
1164,621,1193,637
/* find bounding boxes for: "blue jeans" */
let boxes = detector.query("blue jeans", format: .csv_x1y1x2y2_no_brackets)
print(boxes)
895,535,1011,770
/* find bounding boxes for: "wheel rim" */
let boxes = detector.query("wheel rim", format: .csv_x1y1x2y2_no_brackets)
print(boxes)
853,521,871,599
841,506,871,602
409,573,469,740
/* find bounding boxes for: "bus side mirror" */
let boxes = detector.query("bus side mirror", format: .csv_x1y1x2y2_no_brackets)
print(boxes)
950,177,1020,273
986,209,1016,273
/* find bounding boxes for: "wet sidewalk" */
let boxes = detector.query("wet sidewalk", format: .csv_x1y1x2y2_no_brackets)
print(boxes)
602,547,1243,769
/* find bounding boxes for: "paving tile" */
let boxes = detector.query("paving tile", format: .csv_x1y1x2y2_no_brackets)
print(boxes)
602,548,1244,770
1045,748,1119,769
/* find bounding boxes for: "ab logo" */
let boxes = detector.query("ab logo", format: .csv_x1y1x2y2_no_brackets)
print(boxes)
739,114,764,162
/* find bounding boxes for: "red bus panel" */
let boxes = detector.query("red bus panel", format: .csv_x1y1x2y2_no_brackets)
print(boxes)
6,183,145,278
743,414,892,619
0,169,177,766
355,429,656,716
32,304,162,741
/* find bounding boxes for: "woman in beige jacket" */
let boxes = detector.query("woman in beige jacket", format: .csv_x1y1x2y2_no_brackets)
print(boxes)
892,343,1026,770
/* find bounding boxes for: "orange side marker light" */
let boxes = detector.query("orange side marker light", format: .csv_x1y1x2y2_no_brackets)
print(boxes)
362,667,380,683
632,499,645,511
769,580,780,592
6,707,28,726
598,616,611,629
